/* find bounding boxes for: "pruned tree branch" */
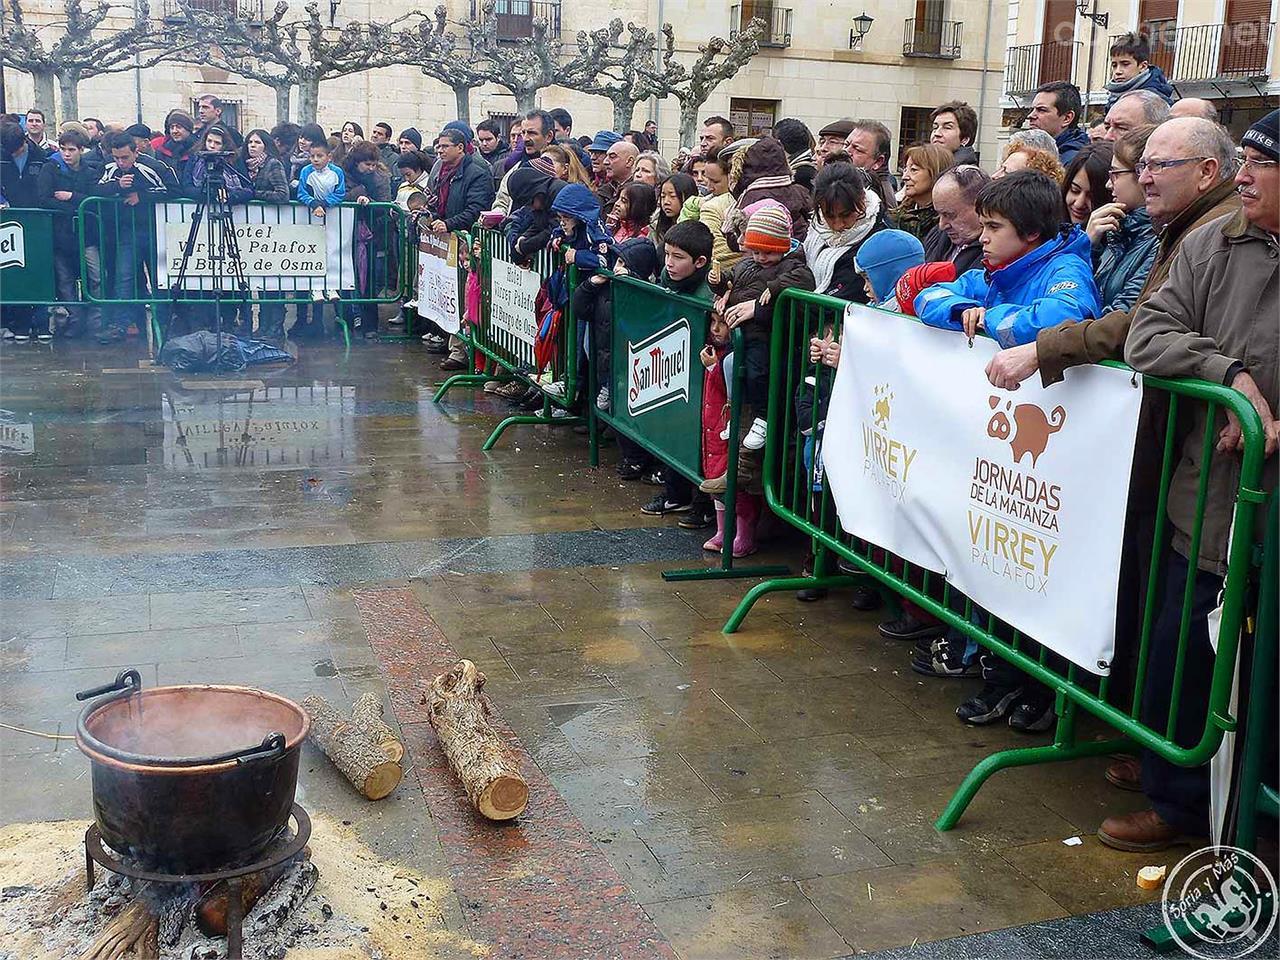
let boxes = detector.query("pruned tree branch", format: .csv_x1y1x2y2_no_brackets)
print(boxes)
650,17,765,147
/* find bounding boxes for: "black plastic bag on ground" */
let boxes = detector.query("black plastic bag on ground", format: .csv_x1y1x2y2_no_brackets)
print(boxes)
158,332,291,373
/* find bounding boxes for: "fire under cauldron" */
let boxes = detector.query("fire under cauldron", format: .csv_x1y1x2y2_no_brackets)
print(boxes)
75,669,310,874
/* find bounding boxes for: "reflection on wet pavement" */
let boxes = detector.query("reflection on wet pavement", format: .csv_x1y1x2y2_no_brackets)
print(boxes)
1,340,1162,959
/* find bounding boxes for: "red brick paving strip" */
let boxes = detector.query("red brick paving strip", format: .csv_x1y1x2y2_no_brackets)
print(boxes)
353,587,678,960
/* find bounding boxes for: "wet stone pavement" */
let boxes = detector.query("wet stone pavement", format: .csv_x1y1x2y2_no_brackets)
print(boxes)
1,339,1178,959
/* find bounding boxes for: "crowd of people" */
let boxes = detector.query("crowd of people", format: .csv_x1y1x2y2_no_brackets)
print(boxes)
1,33,1276,853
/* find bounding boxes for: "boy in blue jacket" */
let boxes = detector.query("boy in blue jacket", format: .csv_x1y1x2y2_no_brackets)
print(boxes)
295,140,346,217
914,170,1100,348
1104,32,1174,109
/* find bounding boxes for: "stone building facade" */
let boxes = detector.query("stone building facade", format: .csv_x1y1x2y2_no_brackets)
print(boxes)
4,0,1008,168
1002,0,1278,135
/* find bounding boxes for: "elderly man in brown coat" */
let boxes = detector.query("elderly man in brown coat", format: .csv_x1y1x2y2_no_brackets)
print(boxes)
1097,110,1279,852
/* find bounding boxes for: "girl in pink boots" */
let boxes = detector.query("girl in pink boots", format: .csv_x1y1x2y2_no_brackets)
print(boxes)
699,310,762,558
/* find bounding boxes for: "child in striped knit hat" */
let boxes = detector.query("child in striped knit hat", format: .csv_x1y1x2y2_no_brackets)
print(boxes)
709,200,815,485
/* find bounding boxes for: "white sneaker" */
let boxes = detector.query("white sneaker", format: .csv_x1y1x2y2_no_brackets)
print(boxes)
403,300,418,310
550,407,570,419
742,418,768,451
311,289,325,302
719,423,731,441
595,387,610,411
327,290,340,302
1,328,13,340
542,380,566,398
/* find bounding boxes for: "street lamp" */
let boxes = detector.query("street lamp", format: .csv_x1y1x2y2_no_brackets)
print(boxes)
849,12,874,50
1075,0,1109,29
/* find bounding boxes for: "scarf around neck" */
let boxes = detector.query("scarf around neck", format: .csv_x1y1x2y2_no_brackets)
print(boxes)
803,190,882,294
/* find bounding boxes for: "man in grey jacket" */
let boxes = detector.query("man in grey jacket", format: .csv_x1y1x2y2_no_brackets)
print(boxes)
1096,110,1278,853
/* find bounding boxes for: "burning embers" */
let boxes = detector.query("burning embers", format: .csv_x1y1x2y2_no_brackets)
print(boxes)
0,815,478,960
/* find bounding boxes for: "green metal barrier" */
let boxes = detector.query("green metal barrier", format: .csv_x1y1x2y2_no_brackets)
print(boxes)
725,287,1270,832
73,197,411,351
432,227,582,448
585,272,787,582
0,208,58,303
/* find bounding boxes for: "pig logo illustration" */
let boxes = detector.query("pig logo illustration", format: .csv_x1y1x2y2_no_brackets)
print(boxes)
987,396,1067,468
872,384,893,430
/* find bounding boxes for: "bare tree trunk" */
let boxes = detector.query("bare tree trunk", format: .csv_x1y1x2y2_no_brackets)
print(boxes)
57,71,80,122
612,99,637,134
679,101,699,150
30,68,56,118
298,77,320,125
274,83,291,124
453,84,471,124
514,88,535,113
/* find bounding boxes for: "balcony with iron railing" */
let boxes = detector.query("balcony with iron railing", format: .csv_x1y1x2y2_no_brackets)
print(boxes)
161,0,264,22
903,18,962,58
469,0,562,42
1004,41,1082,96
730,4,793,49
1115,21,1274,84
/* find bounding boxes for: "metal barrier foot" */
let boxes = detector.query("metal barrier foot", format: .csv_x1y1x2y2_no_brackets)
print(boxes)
722,574,856,633
482,412,583,451
432,373,493,404
934,734,1131,831
662,562,790,584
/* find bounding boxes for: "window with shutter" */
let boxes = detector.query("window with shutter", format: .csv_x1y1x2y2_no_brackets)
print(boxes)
1221,0,1270,75
1139,0,1179,74
1040,0,1077,84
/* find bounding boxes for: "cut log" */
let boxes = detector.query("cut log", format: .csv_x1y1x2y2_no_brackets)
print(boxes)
427,660,529,821
351,691,405,763
302,695,403,800
194,856,297,937
247,861,319,936
78,894,158,960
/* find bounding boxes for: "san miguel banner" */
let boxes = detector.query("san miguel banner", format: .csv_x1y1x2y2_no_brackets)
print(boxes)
154,202,355,293
416,232,460,334
823,304,1143,674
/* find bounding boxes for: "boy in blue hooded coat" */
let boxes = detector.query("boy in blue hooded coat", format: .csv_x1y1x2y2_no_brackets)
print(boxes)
1104,32,1175,109
914,171,1100,348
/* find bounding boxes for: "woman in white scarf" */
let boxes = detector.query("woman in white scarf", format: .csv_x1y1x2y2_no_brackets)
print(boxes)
802,161,885,302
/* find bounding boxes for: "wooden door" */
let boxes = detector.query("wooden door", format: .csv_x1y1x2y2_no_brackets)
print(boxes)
493,0,533,40
1040,0,1077,84
914,0,945,54
742,0,777,44
1139,0,1178,75
1220,0,1270,76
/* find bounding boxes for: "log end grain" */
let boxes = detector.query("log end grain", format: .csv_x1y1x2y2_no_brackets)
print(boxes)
477,775,529,821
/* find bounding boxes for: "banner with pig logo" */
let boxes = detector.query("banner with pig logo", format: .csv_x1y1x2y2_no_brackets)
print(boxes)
823,304,1142,675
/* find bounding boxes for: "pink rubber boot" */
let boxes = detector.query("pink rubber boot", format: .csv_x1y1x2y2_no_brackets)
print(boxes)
703,500,726,552
732,494,760,558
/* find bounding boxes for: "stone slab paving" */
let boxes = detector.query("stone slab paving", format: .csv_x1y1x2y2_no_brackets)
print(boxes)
0,340,1176,958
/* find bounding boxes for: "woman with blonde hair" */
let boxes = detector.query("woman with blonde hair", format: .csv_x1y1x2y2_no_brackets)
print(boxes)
542,143,592,186
994,142,1066,183
891,143,954,239
635,151,670,186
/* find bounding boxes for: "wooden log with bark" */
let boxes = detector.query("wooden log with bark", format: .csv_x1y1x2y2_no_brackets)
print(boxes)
427,659,529,821
78,893,159,960
351,691,404,763
302,695,403,800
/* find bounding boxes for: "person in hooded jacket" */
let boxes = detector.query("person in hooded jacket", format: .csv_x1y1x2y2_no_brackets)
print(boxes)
915,171,1101,349
183,126,253,203
1105,32,1175,110
504,167,566,266
38,127,104,337
341,141,394,337
726,138,811,245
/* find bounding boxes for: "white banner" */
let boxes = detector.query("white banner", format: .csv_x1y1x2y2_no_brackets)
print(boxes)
488,258,539,351
823,305,1143,675
154,202,355,292
627,319,692,416
416,233,460,334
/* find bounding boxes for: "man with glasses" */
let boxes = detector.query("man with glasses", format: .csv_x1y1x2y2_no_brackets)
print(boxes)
1101,109,1278,853
985,117,1240,390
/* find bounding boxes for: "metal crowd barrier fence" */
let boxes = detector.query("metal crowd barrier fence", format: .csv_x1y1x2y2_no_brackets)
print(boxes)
0,200,410,351
724,287,1270,833
432,226,583,449
584,271,787,582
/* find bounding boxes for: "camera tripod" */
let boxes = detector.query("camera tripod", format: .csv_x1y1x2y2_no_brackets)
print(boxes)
172,155,250,371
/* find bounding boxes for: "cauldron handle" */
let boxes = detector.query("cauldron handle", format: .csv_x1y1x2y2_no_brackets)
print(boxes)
75,669,143,702
203,732,287,766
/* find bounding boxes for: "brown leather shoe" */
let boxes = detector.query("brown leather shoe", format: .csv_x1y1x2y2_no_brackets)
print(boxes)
1105,754,1143,792
1097,809,1191,852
